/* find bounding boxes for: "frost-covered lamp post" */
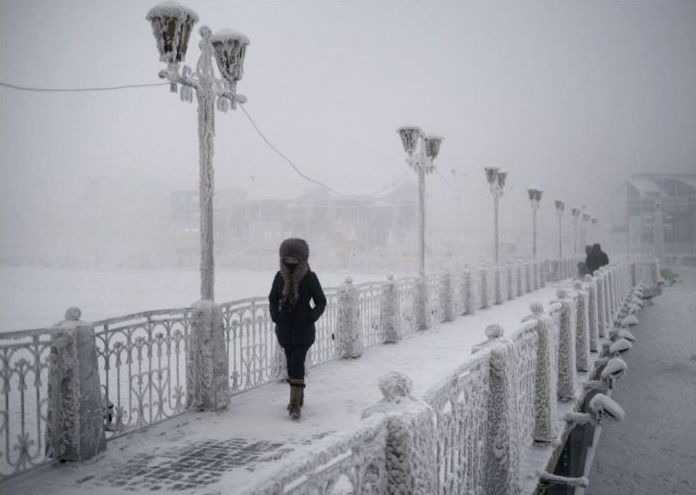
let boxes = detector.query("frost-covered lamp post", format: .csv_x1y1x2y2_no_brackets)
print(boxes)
555,200,565,258
146,2,249,301
397,126,443,276
591,217,598,243
528,188,543,259
654,201,665,259
485,166,508,264
571,207,581,255
580,210,591,250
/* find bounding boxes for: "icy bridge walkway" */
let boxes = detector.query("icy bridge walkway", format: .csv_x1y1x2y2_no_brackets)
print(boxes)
6,283,565,495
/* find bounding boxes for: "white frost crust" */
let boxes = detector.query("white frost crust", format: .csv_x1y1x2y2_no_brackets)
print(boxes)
146,1,199,22
211,28,250,45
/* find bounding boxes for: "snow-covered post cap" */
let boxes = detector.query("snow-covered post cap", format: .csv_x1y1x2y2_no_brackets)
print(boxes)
378,371,413,403
65,306,81,321
485,323,504,340
530,301,544,316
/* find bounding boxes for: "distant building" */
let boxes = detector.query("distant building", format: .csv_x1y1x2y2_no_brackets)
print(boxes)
610,173,696,256
170,183,418,268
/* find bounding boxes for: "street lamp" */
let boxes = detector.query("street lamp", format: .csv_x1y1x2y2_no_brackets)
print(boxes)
146,2,250,301
484,166,508,264
654,201,665,259
397,126,443,276
555,200,565,258
591,217,598,242
527,188,543,259
580,209,591,250
571,207,581,255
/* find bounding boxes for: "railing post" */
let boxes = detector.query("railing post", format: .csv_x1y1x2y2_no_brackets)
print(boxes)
525,262,532,293
416,275,430,330
383,275,402,343
362,372,437,494
516,262,523,297
337,278,363,358
555,290,577,400
45,307,106,463
464,268,476,315
494,265,503,305
539,260,547,287
507,263,514,300
573,281,590,372
479,266,490,309
442,271,455,322
484,325,520,495
187,300,230,410
585,274,600,352
528,303,558,443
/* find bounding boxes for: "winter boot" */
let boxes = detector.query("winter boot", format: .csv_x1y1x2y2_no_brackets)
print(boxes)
289,379,305,420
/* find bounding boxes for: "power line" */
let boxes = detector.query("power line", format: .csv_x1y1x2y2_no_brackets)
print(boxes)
0,78,413,198
238,102,407,198
435,169,461,193
0,80,169,92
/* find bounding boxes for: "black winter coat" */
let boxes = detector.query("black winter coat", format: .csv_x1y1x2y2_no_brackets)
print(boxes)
269,270,327,349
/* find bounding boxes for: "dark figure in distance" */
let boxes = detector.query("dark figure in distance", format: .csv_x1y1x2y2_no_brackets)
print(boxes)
269,238,326,420
586,243,609,274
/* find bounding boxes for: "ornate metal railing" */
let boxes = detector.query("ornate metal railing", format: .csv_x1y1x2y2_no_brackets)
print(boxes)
220,297,278,395
424,353,491,495
356,282,387,348
396,277,419,334
0,327,56,479
426,274,444,324
309,288,339,367
250,414,388,494
510,328,539,453
93,308,196,439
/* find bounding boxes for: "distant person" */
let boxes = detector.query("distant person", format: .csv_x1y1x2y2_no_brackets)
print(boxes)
586,243,608,274
597,243,609,267
268,238,326,420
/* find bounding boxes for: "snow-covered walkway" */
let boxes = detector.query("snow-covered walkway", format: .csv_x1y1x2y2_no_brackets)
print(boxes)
5,282,565,495
588,267,696,494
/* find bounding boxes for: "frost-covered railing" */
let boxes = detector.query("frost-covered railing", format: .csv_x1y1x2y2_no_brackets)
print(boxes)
246,414,388,495
220,296,277,395
0,327,56,478
0,255,598,481
396,276,419,333
93,308,196,438
424,353,491,494
356,282,388,347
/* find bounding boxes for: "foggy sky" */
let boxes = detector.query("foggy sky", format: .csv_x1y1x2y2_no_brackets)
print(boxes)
1,0,695,261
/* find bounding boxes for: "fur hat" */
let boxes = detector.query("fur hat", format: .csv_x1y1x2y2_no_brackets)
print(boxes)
279,238,309,263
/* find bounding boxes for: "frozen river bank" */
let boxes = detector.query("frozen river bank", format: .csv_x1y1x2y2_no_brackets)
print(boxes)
588,267,696,494
0,266,383,332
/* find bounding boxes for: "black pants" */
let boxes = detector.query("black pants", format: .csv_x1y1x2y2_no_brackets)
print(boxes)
284,346,309,380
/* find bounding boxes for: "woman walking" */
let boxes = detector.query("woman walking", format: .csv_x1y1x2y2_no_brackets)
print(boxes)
269,238,326,419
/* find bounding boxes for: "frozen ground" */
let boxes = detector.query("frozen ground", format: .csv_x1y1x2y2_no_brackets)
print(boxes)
2,281,566,495
0,266,383,332
588,267,696,494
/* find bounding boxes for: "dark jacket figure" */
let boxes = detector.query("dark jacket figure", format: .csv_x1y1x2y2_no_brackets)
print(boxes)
597,244,609,267
269,238,326,419
586,243,609,274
